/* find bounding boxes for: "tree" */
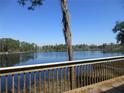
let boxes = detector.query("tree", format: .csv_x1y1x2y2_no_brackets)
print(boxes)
18,0,75,89
113,21,124,44
18,0,73,61
0,38,37,52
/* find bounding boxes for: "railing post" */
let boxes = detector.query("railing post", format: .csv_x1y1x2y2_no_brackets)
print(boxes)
38,71,41,93
0,76,1,93
77,66,80,88
70,66,76,90
48,70,50,93
56,69,58,93
12,74,14,93
64,68,66,91
52,69,54,93
29,72,31,93
34,72,36,93
68,67,70,90
5,75,8,93
60,68,63,92
18,74,20,93
80,65,83,87
44,71,46,93
23,73,26,93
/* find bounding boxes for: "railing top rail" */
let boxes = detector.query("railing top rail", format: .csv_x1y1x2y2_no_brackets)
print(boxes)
0,55,124,75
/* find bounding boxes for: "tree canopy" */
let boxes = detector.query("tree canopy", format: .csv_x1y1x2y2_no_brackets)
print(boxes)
18,0,44,10
0,38,38,52
113,21,124,44
41,43,124,52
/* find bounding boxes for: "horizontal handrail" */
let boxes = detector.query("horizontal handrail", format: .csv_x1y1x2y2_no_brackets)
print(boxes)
0,55,124,93
0,55,124,75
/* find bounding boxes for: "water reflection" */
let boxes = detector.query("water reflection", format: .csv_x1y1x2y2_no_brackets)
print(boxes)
0,53,37,67
0,51,124,68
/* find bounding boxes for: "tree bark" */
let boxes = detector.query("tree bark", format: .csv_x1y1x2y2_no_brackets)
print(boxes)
61,0,75,90
61,0,73,61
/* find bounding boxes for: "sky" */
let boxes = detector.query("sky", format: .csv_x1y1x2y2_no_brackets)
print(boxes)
0,0,124,46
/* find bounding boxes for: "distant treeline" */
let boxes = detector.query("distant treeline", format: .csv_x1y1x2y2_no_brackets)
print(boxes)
41,43,124,52
1,38,124,53
0,38,38,52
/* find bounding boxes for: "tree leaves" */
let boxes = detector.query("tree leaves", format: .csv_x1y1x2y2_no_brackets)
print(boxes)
113,21,124,44
18,0,44,10
0,38,37,52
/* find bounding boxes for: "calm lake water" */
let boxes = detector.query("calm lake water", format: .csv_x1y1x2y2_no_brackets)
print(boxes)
0,51,124,92
0,51,124,67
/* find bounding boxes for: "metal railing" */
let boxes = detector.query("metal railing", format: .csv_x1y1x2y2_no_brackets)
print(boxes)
0,56,124,93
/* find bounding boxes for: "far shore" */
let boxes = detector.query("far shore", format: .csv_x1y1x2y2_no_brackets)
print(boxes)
0,51,35,55
0,49,123,55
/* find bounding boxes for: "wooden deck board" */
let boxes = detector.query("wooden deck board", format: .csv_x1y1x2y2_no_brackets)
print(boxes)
64,76,124,93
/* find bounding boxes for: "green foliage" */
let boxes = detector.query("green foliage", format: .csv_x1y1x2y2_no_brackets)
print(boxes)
18,0,44,10
41,43,124,52
0,38,38,52
113,21,124,44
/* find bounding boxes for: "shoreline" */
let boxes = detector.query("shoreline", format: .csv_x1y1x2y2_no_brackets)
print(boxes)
0,50,123,55
0,51,35,55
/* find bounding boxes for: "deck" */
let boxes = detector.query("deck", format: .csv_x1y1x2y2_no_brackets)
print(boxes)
65,75,124,93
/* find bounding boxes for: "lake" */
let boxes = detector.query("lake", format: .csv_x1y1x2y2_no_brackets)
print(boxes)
0,51,124,92
0,51,124,67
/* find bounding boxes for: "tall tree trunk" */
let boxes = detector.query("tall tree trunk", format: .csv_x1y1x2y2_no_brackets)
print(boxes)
61,0,75,90
61,0,73,61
